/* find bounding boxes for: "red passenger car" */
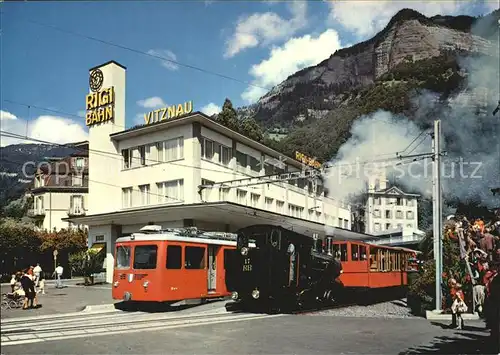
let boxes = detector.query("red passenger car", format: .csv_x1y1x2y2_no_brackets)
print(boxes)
332,241,419,290
112,225,237,303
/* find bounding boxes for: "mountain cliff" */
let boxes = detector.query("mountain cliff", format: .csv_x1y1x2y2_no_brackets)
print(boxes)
239,8,499,128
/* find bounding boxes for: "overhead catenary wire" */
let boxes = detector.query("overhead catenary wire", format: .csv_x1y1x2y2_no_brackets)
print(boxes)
14,17,268,91
1,130,433,211
0,156,185,204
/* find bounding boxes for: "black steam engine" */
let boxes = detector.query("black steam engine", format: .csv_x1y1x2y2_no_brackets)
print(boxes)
225,224,344,313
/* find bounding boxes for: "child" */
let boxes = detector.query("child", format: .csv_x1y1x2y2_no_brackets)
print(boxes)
38,277,46,295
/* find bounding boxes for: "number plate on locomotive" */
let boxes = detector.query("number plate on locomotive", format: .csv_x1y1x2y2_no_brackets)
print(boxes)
243,258,252,272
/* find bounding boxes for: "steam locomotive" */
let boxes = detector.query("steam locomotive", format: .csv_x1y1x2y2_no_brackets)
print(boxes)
224,224,344,313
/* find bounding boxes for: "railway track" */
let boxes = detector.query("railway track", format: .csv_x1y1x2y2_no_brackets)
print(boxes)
1,308,283,347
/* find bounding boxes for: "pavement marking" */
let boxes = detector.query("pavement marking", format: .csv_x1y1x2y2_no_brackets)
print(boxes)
1,313,284,347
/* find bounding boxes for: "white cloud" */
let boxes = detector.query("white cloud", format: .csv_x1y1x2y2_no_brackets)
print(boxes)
241,29,343,103
137,96,167,108
327,0,468,38
147,49,179,70
0,110,88,147
224,2,308,58
201,103,222,116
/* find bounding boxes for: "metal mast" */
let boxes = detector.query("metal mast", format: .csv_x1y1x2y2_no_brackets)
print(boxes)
432,120,443,311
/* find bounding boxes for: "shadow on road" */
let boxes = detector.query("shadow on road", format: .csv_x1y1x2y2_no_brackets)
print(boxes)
113,300,220,313
400,323,497,354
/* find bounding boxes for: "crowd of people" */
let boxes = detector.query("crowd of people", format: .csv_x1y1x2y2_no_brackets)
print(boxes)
443,210,500,329
8,264,45,310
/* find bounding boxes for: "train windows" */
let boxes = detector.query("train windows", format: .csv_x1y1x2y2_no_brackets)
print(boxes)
351,244,359,261
133,245,158,269
360,246,367,261
332,244,340,259
340,244,348,261
166,245,182,269
185,246,206,269
115,245,131,269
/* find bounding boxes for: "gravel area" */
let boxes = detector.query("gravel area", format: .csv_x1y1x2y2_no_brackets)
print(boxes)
312,298,417,318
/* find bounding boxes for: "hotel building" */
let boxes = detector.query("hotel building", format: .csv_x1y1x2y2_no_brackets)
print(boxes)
67,61,354,283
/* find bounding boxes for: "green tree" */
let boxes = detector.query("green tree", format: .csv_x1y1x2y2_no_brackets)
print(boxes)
0,218,41,274
38,228,88,254
216,98,239,132
240,117,264,142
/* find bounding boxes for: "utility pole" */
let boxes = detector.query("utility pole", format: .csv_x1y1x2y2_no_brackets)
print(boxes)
432,120,443,311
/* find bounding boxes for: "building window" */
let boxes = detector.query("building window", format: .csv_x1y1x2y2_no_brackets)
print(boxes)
407,199,413,207
397,223,403,229
201,139,214,160
338,217,343,227
385,223,391,230
219,188,230,201
201,179,215,201
374,197,381,205
122,149,131,169
236,151,247,168
248,156,260,173
374,209,381,218
122,187,133,208
250,193,260,207
385,210,391,218
220,146,232,165
139,146,146,166
288,204,303,218
374,223,380,231
276,200,284,213
157,179,184,204
157,137,184,162
396,210,403,219
396,198,402,206
265,197,273,210
75,157,84,168
406,211,414,219
70,195,84,214
139,184,150,205
344,219,349,229
236,189,247,204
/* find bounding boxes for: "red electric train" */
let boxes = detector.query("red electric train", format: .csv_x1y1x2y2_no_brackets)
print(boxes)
112,225,244,303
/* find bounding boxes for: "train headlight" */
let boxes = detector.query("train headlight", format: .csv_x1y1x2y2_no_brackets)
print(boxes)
251,289,260,299
113,281,119,288
231,291,239,300
240,247,249,256
143,280,149,288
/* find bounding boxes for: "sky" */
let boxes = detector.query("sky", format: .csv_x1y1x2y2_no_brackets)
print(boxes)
1,0,498,147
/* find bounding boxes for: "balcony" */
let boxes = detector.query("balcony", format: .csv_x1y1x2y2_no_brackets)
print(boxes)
27,208,45,218
68,207,86,217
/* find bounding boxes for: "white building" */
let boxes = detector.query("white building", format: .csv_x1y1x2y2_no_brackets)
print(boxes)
28,147,89,231
67,61,354,283
364,172,422,236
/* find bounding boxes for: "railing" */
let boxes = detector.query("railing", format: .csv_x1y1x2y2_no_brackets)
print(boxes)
67,207,86,216
27,208,45,217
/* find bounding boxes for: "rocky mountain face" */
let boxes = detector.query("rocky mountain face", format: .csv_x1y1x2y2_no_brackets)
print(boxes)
0,144,78,210
240,8,499,128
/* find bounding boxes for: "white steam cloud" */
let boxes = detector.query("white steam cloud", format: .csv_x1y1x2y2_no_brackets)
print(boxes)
324,14,500,209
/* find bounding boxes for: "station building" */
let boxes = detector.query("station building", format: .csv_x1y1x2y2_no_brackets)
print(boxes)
66,60,357,283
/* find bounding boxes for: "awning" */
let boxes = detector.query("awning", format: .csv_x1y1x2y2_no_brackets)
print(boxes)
89,243,106,253
65,202,379,241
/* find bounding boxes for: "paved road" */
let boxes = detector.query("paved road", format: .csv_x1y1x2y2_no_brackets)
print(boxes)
1,283,113,319
1,302,492,354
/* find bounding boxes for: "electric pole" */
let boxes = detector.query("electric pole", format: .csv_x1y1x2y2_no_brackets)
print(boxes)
432,120,443,311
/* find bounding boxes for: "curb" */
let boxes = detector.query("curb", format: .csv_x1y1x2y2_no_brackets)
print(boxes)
1,279,83,286
425,310,480,320
81,303,118,313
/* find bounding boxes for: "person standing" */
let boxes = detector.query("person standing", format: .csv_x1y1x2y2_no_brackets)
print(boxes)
33,263,42,287
53,264,64,288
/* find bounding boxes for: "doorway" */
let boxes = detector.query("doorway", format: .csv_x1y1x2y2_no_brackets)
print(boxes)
207,245,218,293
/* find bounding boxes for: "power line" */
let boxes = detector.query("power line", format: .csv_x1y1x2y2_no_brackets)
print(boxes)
0,156,184,204
16,17,269,91
406,132,430,155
